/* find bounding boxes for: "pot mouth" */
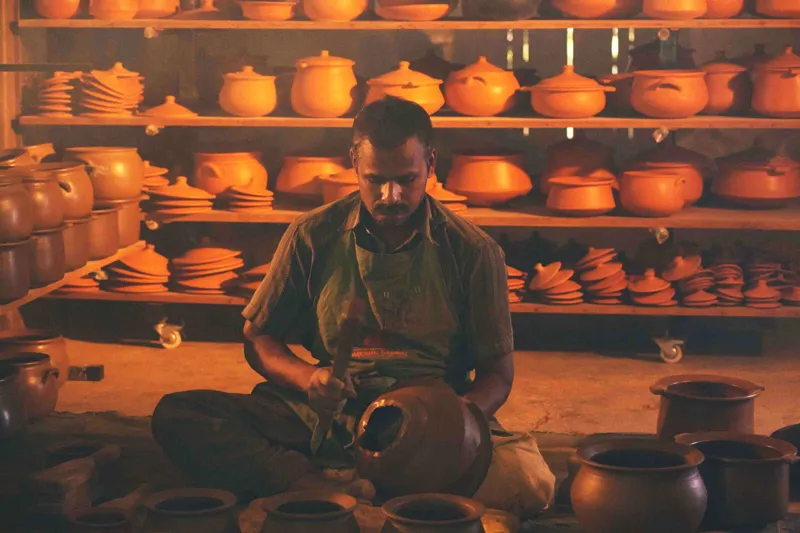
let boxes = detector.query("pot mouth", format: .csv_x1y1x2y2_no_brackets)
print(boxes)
29,162,84,175
578,437,704,471
654,374,763,401
382,494,485,525
622,170,683,179
68,506,132,528
32,224,67,236
0,329,63,344
0,351,50,367
263,491,357,521
633,69,706,77
144,489,237,516
92,206,123,216
675,432,798,463
65,147,138,153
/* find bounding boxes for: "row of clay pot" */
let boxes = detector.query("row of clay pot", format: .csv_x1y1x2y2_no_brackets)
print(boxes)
0,353,60,440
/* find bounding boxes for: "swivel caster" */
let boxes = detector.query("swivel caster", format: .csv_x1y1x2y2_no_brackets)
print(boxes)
153,319,184,350
653,336,685,364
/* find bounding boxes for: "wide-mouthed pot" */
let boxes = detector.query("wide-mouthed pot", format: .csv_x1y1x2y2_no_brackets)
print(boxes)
23,143,56,164
319,168,360,204
366,62,445,115
619,171,685,217
62,216,90,271
643,0,707,18
541,131,615,195
302,0,368,20
0,149,35,168
0,240,32,302
752,46,800,118
629,141,710,206
30,226,66,288
64,147,143,202
219,66,277,117
598,73,634,114
700,53,751,115
551,0,642,18
651,374,764,439
0,330,70,388
33,162,94,220
136,0,179,17
631,70,708,118
755,0,800,16
87,206,121,260
238,0,296,21
292,50,358,118
2,352,59,421
704,0,744,17
374,1,455,21
0,366,27,440
571,437,707,533
771,424,800,491
67,506,133,533
141,488,238,533
526,66,613,118
0,176,34,243
34,0,81,18
100,196,143,247
675,432,798,529
445,56,520,117
445,152,533,206
713,142,800,208
381,493,486,533
461,0,541,19
276,156,348,200
261,490,359,533
193,152,267,196
546,177,617,217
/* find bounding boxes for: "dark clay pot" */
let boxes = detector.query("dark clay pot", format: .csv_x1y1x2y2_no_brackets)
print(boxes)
771,424,800,494
23,169,66,231
33,162,94,220
0,364,28,439
141,488,238,533
64,147,143,202
67,506,133,533
31,226,66,288
87,206,121,260
0,330,70,389
0,176,34,243
381,494,486,533
99,196,142,247
2,352,59,421
461,0,541,19
63,216,91,271
0,239,32,301
261,491,359,533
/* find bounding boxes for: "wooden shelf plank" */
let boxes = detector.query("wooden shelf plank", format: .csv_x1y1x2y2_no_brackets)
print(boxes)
45,291,248,306
17,115,800,130
15,17,800,30
0,241,146,314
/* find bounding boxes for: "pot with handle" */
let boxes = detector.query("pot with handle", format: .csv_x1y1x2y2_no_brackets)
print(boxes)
631,70,708,118
0,175,34,243
32,162,94,220
1,352,59,421
0,365,27,440
619,171,685,217
87,206,121,260
30,226,66,288
64,147,143,203
9,167,66,231
0,330,70,389
193,152,267,196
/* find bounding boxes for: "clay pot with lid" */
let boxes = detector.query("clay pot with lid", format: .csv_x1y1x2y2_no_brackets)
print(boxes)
31,226,66,287
319,168,359,204
87,206,121,260
619,171,685,217
525,66,614,118
643,0,707,18
444,56,520,117
752,46,800,118
571,437,707,533
755,0,800,17
2,353,59,421
33,162,94,220
62,217,90,271
0,240,31,302
276,156,348,200
546,177,617,217
292,50,358,118
704,0,744,17
64,147,143,202
101,196,143,247
193,152,267,196
445,152,532,206
631,70,709,118
302,0,368,20
219,66,277,117
380,494,485,533
700,52,751,115
366,62,445,115
0,176,34,243
34,0,81,18
0,149,35,168
541,131,615,195
261,490,359,533
630,141,710,206
713,141,800,208
141,488,238,533
551,0,641,18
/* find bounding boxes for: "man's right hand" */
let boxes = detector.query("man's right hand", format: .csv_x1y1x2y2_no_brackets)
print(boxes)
307,367,356,419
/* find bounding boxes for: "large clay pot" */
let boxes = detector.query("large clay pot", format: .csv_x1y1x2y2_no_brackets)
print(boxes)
261,491,359,533
713,142,800,208
752,46,800,118
292,50,358,118
771,424,800,490
651,374,764,439
551,0,641,18
34,162,94,220
0,176,34,243
755,0,800,16
541,131,615,195
301,0,368,20
444,56,520,117
219,66,277,117
23,143,57,164
526,66,614,118
30,226,66,288
366,62,445,115
445,152,533,206
62,216,90,272
89,0,139,19
276,156,348,200
100,197,142,247
631,70,709,118
34,0,81,18
141,488,238,533
630,141,710,206
193,152,267,196
700,53,751,115
704,0,744,16
87,207,121,260
619,171,685,217
64,147,143,203
319,168,360,204
136,0,180,17
643,0,707,18
546,177,617,217
0,240,31,302
381,494,486,533
0,331,70,389
2,353,59,421
461,0,541,19
571,437,707,533
0,149,35,168
16,168,65,231
0,366,27,440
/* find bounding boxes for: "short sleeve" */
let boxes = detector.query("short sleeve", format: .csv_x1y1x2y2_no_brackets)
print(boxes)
242,222,312,339
464,242,514,363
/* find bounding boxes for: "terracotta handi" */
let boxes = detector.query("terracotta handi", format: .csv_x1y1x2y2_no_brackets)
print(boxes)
700,52,751,115
525,66,614,118
629,141,710,206
712,142,800,208
64,147,144,202
643,0,707,18
33,162,95,220
89,0,139,19
445,152,533,206
546,177,617,217
261,490,360,533
16,167,66,231
31,226,66,287
2,353,59,421
366,62,445,115
136,0,179,17
631,70,709,118
755,0,800,17
374,1,454,21
551,0,641,18
444,56,520,117
292,50,358,118
619,171,685,217
193,152,267,196
302,0,368,21
276,156,348,200
318,168,359,204
380,493,486,533
35,0,81,18
219,66,277,117
752,46,800,118
703,0,744,17
540,132,615,195
62,217,90,271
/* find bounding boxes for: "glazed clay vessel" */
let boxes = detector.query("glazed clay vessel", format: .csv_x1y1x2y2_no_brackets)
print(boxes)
261,490,359,533
643,0,707,18
445,153,533,206
551,0,641,18
0,176,34,243
193,152,268,195
31,226,66,287
276,156,348,199
35,0,81,18
20,168,66,231
2,353,59,421
34,162,94,220
302,0,368,20
219,66,277,117
65,147,143,202
88,207,121,260
752,46,800,118
62,217,91,272
704,0,744,17
630,141,710,206
631,70,709,118
292,50,358,118
444,56,520,117
571,437,707,533
0,240,32,302
89,0,139,19
755,0,800,17
0,366,27,440
700,52,751,115
619,171,685,217
366,62,445,115
546,177,617,217
141,488,238,533
541,131,615,195
380,493,486,533
526,66,614,118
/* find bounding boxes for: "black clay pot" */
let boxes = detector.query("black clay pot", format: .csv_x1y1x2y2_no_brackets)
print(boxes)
0,239,32,302
0,365,28,439
461,0,541,20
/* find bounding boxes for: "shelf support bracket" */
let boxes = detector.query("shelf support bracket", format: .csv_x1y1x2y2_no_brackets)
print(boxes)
143,27,163,39
145,124,161,136
649,227,670,244
145,218,160,231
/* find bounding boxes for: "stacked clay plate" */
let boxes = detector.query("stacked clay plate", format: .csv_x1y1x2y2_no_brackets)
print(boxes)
222,184,274,213
145,177,215,215
743,279,782,309
782,285,800,306
142,161,170,190
37,71,80,117
662,255,718,307
170,246,244,295
237,263,270,299
103,245,170,293
507,265,526,304
528,262,583,305
710,262,745,306
56,276,100,294
76,63,144,117
628,269,677,307
427,176,468,214
575,247,627,305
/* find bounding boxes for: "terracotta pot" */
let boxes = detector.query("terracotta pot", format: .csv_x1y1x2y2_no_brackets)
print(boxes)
546,177,617,217
12,168,66,231
374,1,454,21
629,39,697,71
598,73,634,114
261,491,359,533
551,0,641,17
89,0,139,19
319,168,360,204
366,62,445,115
643,0,707,17
755,0,800,16
64,147,143,202
704,0,744,16
2,353,59,421
526,66,613,118
0,149,36,168
67,506,133,533
0,366,27,440
700,53,751,115
101,197,143,246
34,0,81,18
292,50,358,118
24,143,57,163
302,0,368,20
713,142,800,207
141,488,238,533
461,0,541,19
219,66,277,117
631,70,709,118
33,162,94,220
62,216,91,271
445,152,532,206
675,432,797,529
87,207,121,260
0,176,34,243
30,226,66,288
752,46,800,118
0,240,31,302
136,0,179,17
276,156,348,199
444,56,520,117
630,142,710,206
619,170,685,217
571,437,707,533
651,374,763,439
541,131,615,195
771,424,800,490
380,494,485,533
193,152,267,196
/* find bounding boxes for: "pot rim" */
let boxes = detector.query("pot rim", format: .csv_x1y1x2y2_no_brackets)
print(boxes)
65,147,138,153
632,69,707,78
67,506,133,528
65,216,94,227
0,351,51,366
283,155,348,163
381,493,486,525
143,488,237,516
622,170,684,180
29,162,85,175
0,238,32,250
650,373,765,401
0,365,20,383
98,195,148,206
32,224,67,236
674,431,798,464
262,490,357,521
92,206,123,216
195,151,262,158
578,437,705,472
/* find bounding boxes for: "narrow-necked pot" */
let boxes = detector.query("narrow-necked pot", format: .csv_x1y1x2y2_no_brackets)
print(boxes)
32,162,94,220
141,488,238,533
0,239,32,302
2,352,59,421
62,216,91,271
381,493,486,533
99,196,143,247
0,365,27,440
31,225,66,288
0,330,70,389
0,175,34,243
262,491,359,533
87,207,121,260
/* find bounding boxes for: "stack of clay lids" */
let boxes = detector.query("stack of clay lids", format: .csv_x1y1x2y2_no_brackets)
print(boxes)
223,183,274,213
743,279,782,309
138,96,197,118
171,245,243,295
628,269,677,307
103,245,169,293
507,265,526,303
745,262,782,285
237,262,270,298
37,71,80,117
56,276,100,294
427,176,468,214
528,262,583,305
76,62,144,117
662,255,716,306
142,161,170,189
711,263,745,306
146,177,215,214
782,286,800,306
575,247,626,305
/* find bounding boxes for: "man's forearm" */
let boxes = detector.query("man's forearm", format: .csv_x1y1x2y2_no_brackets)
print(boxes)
464,372,512,418
244,333,316,393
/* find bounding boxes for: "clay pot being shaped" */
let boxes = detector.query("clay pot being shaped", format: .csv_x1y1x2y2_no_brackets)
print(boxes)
219,66,277,117
598,73,634,114
101,196,143,247
0,366,27,440
2,353,59,421
33,162,94,220
643,0,707,18
700,52,751,115
619,170,685,217
62,217,90,272
461,0,541,20
15,168,66,231
291,50,358,118
141,488,237,533
571,437,707,533
444,56,520,117
755,0,800,17
546,177,617,217
67,506,133,533
302,0,368,20
0,240,32,302
136,0,179,17
87,206,121,260
551,0,642,18
31,226,66,288
0,176,34,243
704,0,744,16
34,0,81,18
276,156,348,200
64,147,143,202
366,62,445,115
631,70,709,118
193,152,268,196
380,494,486,533
318,168,360,204
752,46,800,118
445,152,533,206
526,66,614,118
713,143,800,207
24,143,56,164
651,374,764,439
630,141,710,206
541,131,615,195
0,149,36,168
261,491,359,533
89,0,139,19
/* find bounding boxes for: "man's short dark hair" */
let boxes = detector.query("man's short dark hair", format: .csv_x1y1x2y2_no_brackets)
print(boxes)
352,97,434,155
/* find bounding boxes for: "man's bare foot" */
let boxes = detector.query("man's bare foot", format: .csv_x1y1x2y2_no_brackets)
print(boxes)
289,472,376,502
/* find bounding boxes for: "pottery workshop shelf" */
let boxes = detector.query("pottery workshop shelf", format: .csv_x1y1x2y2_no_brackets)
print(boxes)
0,240,146,315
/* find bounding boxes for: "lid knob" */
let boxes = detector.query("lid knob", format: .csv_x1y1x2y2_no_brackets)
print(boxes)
644,268,656,278
478,56,488,62
242,66,254,73
320,50,330,57
175,176,187,185
165,96,175,104
563,65,575,73
399,61,410,69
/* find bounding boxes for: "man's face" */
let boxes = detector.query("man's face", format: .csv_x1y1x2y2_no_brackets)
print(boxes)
351,137,435,227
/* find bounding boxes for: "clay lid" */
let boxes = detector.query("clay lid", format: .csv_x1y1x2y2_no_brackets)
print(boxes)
85,70,127,96
143,161,169,177
172,244,242,267
580,262,623,282
761,46,800,71
105,62,140,78
632,287,676,305
683,290,717,304
528,262,561,290
506,265,525,278
449,56,518,82
744,280,781,300
224,66,276,81
577,247,615,265
701,51,747,73
227,183,275,199
717,140,799,170
628,268,671,294
662,255,702,282
296,50,355,68
716,287,744,299
532,66,608,91
367,61,442,88
140,96,198,118
148,177,215,200
174,271,240,290
174,256,244,275
118,244,169,276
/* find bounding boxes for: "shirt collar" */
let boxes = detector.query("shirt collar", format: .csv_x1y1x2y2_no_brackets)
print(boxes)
343,194,446,244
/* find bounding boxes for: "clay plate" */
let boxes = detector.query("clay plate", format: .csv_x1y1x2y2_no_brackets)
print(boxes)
228,207,276,213
541,280,582,295
151,200,216,208
173,248,242,267
593,279,628,295
153,207,214,215
538,269,575,291
581,262,623,282
506,265,525,278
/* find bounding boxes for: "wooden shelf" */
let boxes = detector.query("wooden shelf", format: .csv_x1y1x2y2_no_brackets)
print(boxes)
0,241,146,314
44,290,247,306
17,115,800,130
146,203,800,231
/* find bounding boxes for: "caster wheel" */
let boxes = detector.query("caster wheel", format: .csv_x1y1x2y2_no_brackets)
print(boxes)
159,329,182,349
660,344,684,364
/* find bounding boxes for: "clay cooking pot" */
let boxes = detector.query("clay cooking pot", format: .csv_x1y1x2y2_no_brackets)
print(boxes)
33,162,94,220
65,147,143,202
700,52,751,115
193,152,267,196
100,196,143,247
141,488,238,533
525,65,614,118
276,156,348,200
62,217,91,271
771,424,800,491
546,177,617,217
318,168,360,204
380,493,486,533
292,50,358,118
67,506,133,533
445,152,532,206
0,365,27,440
0,240,32,302
629,141,709,206
302,0,368,21
444,56,520,117
551,0,642,18
631,70,708,118
15,167,66,231
755,0,800,17
619,171,685,217
261,490,359,533
1,352,59,421
643,0,707,18
35,0,81,18
704,0,744,17
713,142,800,208
30,226,66,288
366,62,445,115
541,131,615,195
0,176,34,243
87,206,121,260
219,66,277,117
752,46,800,118
0,331,70,389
